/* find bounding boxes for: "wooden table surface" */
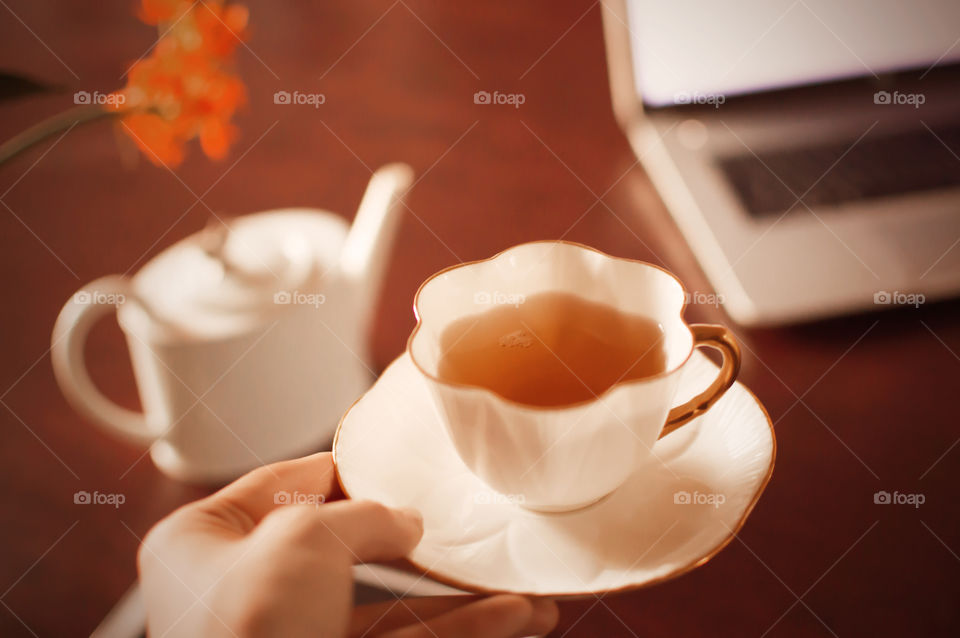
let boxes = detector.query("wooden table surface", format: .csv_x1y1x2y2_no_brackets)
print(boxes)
1,1,958,636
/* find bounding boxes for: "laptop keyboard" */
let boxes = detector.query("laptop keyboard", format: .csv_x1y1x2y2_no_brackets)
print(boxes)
717,124,960,217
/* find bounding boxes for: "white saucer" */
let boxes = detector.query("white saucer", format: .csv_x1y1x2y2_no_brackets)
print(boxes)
333,351,775,597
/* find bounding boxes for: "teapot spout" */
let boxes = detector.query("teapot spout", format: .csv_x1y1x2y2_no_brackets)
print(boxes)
339,163,414,345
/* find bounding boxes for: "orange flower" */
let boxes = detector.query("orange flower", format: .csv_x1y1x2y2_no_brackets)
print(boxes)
114,0,248,167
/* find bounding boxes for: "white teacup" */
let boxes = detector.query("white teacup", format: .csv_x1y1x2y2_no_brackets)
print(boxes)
408,241,740,511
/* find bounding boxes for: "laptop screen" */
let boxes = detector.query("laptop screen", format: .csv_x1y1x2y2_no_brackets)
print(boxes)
625,0,960,107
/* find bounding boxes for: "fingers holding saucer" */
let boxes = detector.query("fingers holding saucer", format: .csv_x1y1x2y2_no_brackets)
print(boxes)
198,452,343,531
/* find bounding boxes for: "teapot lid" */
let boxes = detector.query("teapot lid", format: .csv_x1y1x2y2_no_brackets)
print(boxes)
123,210,348,342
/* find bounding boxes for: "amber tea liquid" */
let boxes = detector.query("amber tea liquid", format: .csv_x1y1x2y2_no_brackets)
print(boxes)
437,291,667,407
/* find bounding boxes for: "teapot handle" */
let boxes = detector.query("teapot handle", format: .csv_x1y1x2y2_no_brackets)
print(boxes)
51,276,156,445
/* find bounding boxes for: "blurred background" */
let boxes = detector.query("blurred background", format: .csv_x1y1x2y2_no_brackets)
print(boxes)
1,1,958,636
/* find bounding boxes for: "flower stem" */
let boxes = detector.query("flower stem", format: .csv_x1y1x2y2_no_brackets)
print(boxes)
0,104,134,166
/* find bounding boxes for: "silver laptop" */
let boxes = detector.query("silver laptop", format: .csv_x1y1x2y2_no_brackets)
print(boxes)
602,0,960,325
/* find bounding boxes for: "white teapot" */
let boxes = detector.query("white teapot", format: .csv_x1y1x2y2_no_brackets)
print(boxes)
52,164,413,483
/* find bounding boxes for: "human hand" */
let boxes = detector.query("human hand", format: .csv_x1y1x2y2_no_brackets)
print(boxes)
138,452,559,637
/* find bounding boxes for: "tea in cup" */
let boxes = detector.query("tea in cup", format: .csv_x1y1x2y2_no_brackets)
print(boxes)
408,241,740,511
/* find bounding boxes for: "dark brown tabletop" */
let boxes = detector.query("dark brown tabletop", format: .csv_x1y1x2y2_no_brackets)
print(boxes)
1,1,958,636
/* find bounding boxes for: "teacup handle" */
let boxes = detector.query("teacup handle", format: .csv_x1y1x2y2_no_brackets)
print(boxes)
51,276,157,445
659,324,741,439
